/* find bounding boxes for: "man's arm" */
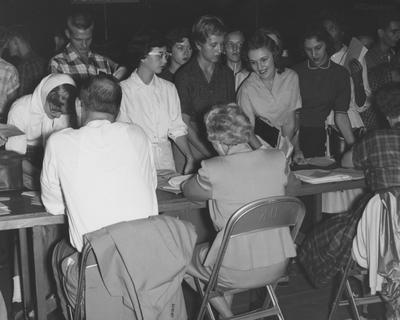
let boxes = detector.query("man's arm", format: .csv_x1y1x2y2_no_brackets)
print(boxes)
40,137,65,215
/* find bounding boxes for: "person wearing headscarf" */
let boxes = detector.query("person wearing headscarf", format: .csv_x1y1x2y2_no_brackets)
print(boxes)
5,73,76,189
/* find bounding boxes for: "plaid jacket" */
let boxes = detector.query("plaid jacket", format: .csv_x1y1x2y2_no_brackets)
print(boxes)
49,44,118,84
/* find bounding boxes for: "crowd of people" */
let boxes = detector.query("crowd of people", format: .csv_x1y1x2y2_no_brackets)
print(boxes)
0,7,400,319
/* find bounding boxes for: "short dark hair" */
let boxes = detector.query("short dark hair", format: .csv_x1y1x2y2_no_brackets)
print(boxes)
67,11,94,31
374,83,400,118
377,11,400,31
245,28,284,73
79,75,122,116
139,35,167,61
7,25,32,44
302,24,334,57
192,15,226,45
46,84,77,115
165,27,191,51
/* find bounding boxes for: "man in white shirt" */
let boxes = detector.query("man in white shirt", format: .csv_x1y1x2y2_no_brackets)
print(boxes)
42,74,158,318
41,74,158,252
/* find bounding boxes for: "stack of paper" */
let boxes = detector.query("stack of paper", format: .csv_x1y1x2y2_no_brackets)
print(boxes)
294,168,364,184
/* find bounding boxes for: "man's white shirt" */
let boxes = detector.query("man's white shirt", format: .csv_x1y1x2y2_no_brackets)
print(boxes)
41,120,158,251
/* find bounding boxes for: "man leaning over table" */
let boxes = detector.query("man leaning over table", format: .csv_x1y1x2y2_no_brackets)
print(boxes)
41,75,158,318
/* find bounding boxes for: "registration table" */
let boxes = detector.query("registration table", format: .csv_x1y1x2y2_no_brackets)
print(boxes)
0,177,366,320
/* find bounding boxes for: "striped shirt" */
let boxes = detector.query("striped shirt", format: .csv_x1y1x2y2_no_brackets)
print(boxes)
0,58,19,115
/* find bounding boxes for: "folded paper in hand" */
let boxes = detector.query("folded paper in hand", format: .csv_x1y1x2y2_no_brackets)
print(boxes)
294,168,364,184
0,124,24,139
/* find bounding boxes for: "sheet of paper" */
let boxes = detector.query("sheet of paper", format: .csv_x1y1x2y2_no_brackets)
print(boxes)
0,124,24,138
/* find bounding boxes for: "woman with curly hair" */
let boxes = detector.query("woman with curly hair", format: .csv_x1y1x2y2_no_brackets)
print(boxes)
183,103,295,317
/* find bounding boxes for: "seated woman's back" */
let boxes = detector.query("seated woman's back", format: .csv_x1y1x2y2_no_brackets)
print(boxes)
199,146,287,230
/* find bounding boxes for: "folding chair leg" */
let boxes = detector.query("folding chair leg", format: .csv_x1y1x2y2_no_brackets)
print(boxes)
328,256,354,320
194,278,216,320
266,285,284,320
345,280,362,320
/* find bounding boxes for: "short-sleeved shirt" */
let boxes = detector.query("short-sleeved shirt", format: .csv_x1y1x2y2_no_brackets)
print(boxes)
353,126,400,191
175,58,235,124
49,43,118,85
0,58,19,115
293,60,350,128
237,68,301,128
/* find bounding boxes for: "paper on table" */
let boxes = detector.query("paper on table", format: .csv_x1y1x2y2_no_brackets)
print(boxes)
294,168,364,184
0,124,24,138
343,37,368,71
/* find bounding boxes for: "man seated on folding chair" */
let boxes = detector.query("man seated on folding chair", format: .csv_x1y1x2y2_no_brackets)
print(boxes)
40,75,158,319
182,103,298,318
342,82,400,319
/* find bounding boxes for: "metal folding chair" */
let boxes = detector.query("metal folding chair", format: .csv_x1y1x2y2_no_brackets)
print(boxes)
328,253,383,320
194,196,305,320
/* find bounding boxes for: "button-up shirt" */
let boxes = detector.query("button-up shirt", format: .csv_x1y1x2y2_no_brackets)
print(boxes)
49,44,118,84
237,68,301,128
117,71,187,171
41,120,158,251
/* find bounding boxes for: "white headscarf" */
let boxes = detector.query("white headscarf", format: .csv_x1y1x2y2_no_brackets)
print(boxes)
6,74,76,154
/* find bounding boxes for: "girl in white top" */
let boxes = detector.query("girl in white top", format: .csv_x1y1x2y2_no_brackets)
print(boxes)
237,29,301,149
117,38,194,173
5,74,76,189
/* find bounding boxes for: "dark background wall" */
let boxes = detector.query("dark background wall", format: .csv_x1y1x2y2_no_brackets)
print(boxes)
0,0,399,65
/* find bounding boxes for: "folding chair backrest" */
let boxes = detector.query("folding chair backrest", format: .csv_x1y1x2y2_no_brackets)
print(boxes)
207,196,305,292
227,196,305,241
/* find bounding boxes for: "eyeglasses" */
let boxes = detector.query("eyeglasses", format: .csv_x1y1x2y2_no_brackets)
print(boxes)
148,51,172,59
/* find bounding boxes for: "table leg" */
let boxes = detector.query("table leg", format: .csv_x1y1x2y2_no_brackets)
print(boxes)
32,226,46,320
18,228,31,318
314,193,323,223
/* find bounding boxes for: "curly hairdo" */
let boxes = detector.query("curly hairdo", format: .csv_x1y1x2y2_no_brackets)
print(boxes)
192,15,226,45
205,104,252,145
374,83,400,118
245,28,284,73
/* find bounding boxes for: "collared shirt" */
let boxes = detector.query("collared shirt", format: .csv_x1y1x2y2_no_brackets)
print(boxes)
0,58,19,115
237,68,301,128
49,43,118,84
41,120,158,251
353,126,400,191
174,58,235,124
117,71,187,171
293,59,350,127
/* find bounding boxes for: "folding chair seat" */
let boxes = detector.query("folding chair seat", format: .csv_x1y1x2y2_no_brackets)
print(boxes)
192,196,305,320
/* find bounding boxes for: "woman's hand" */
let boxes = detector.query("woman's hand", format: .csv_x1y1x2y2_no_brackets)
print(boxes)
293,149,306,165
